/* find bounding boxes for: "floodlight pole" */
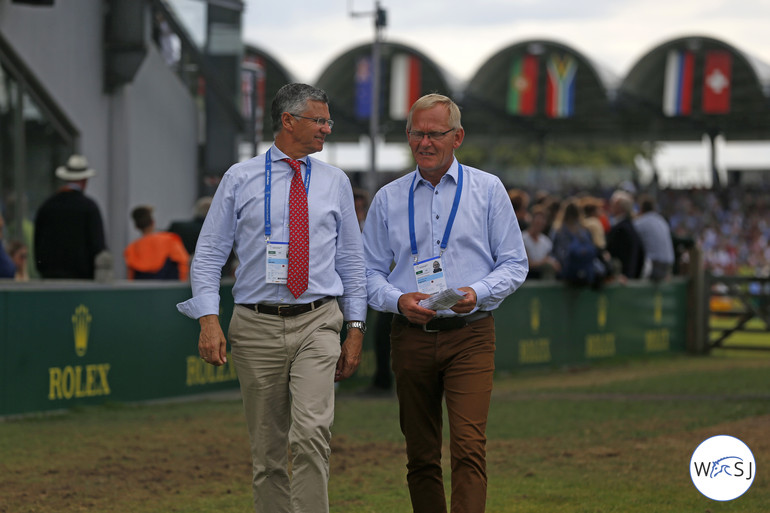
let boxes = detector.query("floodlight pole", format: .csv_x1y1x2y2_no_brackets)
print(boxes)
350,1,387,201
708,130,721,190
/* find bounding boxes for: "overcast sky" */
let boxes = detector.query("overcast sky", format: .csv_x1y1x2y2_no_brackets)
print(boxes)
233,0,770,84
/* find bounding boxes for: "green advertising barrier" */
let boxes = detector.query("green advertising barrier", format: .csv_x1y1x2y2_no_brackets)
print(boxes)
353,279,689,382
492,280,688,369
1,282,236,417
1,279,688,416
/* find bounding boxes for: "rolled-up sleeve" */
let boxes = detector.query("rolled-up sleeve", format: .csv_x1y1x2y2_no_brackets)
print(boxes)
468,180,528,311
176,174,237,319
334,179,368,321
363,190,403,314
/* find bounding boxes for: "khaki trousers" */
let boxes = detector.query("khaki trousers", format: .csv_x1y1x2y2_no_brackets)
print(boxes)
391,315,496,513
229,300,343,513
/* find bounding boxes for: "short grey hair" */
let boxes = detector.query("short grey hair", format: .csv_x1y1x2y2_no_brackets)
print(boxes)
406,93,462,132
611,190,634,215
271,83,329,133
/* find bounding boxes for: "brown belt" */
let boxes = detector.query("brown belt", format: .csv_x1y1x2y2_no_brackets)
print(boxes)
237,297,331,317
394,311,491,333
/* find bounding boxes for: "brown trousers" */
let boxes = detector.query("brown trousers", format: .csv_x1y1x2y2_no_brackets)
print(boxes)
390,315,496,513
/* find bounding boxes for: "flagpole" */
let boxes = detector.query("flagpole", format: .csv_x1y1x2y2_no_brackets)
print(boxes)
350,1,387,201
368,2,385,202
708,130,721,190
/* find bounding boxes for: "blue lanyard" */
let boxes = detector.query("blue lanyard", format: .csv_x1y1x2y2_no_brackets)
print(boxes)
264,148,312,240
408,164,463,262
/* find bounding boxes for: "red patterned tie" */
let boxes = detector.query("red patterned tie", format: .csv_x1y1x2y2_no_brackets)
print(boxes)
284,158,309,298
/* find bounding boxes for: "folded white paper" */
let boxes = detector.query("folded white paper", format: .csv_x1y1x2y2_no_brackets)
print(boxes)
419,288,465,311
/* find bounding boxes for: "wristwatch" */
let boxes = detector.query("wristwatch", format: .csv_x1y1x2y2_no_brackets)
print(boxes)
346,321,367,334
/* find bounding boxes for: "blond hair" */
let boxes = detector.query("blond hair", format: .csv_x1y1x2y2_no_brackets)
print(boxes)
406,94,462,131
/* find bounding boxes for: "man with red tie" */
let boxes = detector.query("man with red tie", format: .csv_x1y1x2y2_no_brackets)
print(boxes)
177,83,367,513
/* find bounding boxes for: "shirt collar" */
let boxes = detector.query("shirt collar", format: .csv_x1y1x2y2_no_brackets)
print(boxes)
269,144,308,167
411,157,459,191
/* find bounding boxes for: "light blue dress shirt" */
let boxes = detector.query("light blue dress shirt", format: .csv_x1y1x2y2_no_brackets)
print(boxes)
363,159,528,316
177,145,367,321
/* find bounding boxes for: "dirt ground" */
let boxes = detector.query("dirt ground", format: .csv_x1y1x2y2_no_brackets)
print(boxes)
3,360,769,513
4,411,768,513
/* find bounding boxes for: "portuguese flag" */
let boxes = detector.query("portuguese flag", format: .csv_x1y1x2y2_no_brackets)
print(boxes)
506,54,539,116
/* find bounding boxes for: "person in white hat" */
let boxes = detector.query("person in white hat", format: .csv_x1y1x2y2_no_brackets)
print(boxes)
33,154,107,279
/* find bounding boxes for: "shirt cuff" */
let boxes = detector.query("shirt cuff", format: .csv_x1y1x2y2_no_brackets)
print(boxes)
385,289,404,315
468,281,491,310
338,297,368,322
176,293,221,320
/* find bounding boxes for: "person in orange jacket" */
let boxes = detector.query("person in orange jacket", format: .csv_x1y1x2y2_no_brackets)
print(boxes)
124,205,189,280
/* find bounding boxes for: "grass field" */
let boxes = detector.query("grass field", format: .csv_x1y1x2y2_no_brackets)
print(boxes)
1,352,769,513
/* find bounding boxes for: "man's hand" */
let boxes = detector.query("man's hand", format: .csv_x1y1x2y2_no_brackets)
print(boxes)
335,328,363,382
198,314,228,366
398,292,436,324
450,287,477,314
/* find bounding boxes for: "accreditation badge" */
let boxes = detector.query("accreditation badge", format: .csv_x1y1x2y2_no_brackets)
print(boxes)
414,256,448,295
266,241,289,284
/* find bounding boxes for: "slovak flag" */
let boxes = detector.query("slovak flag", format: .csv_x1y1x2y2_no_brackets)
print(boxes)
662,49,695,117
389,53,422,120
702,50,732,114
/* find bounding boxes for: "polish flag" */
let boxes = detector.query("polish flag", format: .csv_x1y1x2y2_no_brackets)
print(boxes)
702,51,732,114
389,53,422,120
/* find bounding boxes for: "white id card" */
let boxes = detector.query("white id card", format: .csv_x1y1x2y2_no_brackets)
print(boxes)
414,256,448,295
266,241,289,284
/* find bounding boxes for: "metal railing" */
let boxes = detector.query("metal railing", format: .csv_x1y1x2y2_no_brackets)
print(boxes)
706,274,770,351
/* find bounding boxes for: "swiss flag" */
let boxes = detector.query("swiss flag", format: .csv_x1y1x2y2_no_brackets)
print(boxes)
702,51,732,114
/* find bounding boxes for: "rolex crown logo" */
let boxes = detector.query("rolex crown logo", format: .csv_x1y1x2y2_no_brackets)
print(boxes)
597,294,608,329
72,304,92,357
530,297,541,334
654,292,663,324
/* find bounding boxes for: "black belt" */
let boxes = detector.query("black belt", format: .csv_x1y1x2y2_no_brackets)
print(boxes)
395,311,491,333
237,297,331,317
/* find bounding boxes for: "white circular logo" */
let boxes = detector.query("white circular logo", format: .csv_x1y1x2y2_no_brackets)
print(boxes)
690,435,755,501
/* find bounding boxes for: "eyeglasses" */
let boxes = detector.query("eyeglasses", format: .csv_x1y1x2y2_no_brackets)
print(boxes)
290,113,334,128
407,128,456,142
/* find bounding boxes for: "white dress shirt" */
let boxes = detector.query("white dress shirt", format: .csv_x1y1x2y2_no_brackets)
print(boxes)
363,159,528,316
177,145,367,321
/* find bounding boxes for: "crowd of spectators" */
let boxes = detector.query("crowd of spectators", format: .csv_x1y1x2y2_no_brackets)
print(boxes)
511,182,770,284
3,169,769,283
658,186,770,277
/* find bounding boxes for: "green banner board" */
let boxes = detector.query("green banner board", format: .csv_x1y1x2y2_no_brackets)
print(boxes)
1,279,688,416
1,283,236,416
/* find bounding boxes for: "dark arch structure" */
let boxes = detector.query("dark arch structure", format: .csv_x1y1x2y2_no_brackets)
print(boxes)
460,39,619,142
244,35,770,187
314,41,455,142
241,44,295,148
617,35,770,142
617,35,770,185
